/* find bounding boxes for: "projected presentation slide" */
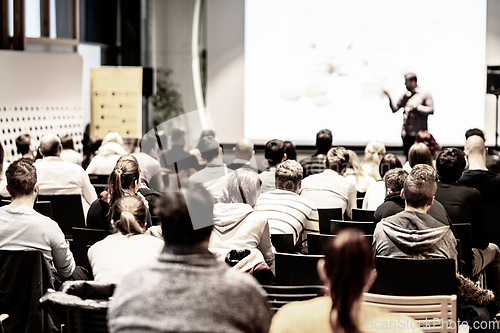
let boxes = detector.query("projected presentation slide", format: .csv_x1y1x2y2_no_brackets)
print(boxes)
244,0,486,145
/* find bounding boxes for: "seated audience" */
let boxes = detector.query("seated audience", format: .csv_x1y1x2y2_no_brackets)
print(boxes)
403,142,433,173
361,141,386,181
160,127,199,171
189,136,232,199
259,139,286,193
188,129,215,168
87,155,152,230
133,134,164,192
108,185,272,332
435,148,500,300
88,196,164,284
60,134,83,166
255,160,319,250
300,147,356,219
269,230,421,333
373,165,458,268
300,129,332,178
86,132,127,175
284,140,297,161
209,169,274,283
343,150,375,192
362,153,402,210
0,159,76,278
35,133,96,214
226,138,258,172
15,133,36,160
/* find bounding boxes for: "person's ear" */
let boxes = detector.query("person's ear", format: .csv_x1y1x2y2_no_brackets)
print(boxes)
282,153,287,162
400,188,405,200
33,182,38,195
486,147,489,157
427,196,434,207
232,147,236,153
317,259,328,285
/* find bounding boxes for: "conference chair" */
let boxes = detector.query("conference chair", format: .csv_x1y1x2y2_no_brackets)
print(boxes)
351,208,375,222
374,256,457,296
317,208,342,234
71,227,110,271
308,233,373,255
271,234,295,254
453,223,474,279
274,252,323,286
331,220,375,235
38,194,85,239
263,285,327,314
88,174,109,185
363,293,459,333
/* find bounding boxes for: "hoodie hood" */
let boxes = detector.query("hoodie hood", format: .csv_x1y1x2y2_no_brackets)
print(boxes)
213,203,253,234
98,142,127,156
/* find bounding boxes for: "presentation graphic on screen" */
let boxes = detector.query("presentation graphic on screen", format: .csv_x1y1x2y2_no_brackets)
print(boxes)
244,0,486,145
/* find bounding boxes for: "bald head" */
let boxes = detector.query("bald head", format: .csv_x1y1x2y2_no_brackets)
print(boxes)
39,134,62,157
234,138,254,160
465,135,486,156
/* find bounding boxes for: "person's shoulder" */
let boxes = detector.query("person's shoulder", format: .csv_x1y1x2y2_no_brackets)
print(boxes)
270,297,331,333
219,267,267,296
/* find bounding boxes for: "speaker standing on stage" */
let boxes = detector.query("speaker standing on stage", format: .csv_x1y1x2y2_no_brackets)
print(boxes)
383,73,434,159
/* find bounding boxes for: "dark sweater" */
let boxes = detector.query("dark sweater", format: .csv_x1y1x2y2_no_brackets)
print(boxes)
435,181,488,250
459,169,500,204
86,198,152,231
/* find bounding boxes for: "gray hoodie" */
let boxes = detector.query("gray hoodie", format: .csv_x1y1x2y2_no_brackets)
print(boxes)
374,210,458,269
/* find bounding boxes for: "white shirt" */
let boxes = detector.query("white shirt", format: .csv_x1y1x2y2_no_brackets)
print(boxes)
189,159,232,199
86,142,127,175
60,149,83,166
363,181,386,210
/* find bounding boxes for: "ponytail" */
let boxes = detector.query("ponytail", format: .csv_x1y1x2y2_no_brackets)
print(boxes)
107,155,140,221
114,210,144,236
111,196,147,236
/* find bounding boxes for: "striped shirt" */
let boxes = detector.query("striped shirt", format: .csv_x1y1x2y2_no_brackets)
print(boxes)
299,154,327,178
254,189,319,248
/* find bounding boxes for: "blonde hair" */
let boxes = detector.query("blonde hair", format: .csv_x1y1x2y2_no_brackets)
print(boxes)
345,150,367,183
102,132,124,147
275,160,303,192
112,196,147,236
364,141,386,165
219,169,261,207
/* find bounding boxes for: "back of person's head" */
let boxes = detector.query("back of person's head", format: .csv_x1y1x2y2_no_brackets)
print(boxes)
404,164,437,208
404,72,417,83
16,134,32,155
275,160,302,192
108,155,141,215
102,132,124,147
234,138,254,161
140,133,160,153
364,141,386,165
378,154,403,179
39,133,62,157
199,129,215,141
60,135,75,150
346,150,362,175
6,159,37,199
156,184,214,246
171,128,186,145
321,230,374,333
436,148,466,183
415,130,442,156
197,136,220,163
465,128,485,141
284,141,297,161
111,196,147,236
326,147,349,173
316,129,333,154
264,139,285,166
465,135,486,158
408,143,433,168
383,168,408,193
219,169,261,207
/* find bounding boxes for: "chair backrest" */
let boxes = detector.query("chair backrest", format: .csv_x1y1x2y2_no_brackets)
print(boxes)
351,208,375,222
271,234,295,254
331,220,375,235
308,233,373,255
71,227,110,271
38,194,85,239
374,256,457,296
363,293,458,333
262,285,327,313
34,200,53,219
317,208,342,234
275,252,323,286
93,184,107,197
0,250,56,333
453,223,473,279
88,174,109,185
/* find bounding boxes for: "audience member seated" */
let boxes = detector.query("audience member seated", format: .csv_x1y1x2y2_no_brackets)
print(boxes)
362,154,402,210
361,141,386,181
88,196,164,284
269,230,421,333
60,134,83,166
402,142,434,173
0,159,76,279
208,169,274,283
189,136,232,200
255,160,319,250
226,138,258,172
133,134,164,192
15,133,36,161
300,147,356,219
415,130,442,159
0,142,8,197
343,150,375,192
160,127,199,171
259,139,286,194
435,148,500,300
188,129,215,168
108,185,272,332
284,140,297,161
300,129,332,178
373,168,455,233
87,155,152,230
86,132,127,175
35,133,96,214
373,165,458,268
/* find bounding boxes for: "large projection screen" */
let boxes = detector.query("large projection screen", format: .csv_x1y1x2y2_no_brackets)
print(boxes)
207,0,488,146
